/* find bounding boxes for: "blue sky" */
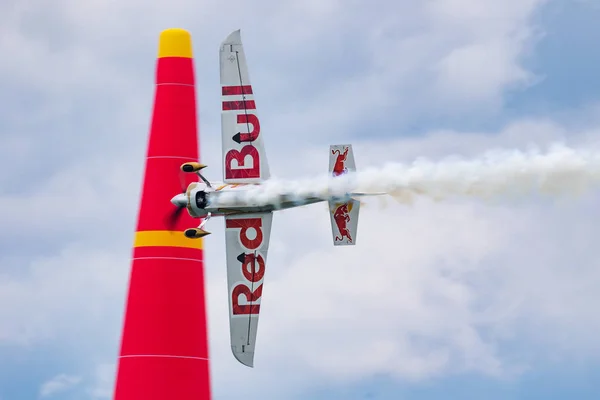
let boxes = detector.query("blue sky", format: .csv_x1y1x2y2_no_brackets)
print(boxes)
1,0,600,399
506,1,600,117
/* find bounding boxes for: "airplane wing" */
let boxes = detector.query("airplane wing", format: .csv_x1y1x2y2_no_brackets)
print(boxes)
224,211,273,367
220,30,270,184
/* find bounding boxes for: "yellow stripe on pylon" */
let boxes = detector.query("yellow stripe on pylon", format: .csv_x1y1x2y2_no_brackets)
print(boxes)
134,230,203,249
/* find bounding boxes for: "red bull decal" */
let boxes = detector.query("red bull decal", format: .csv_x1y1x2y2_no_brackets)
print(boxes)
332,147,349,176
223,85,262,180
222,85,253,96
224,146,260,179
333,203,353,243
233,114,260,143
222,100,257,111
226,217,265,315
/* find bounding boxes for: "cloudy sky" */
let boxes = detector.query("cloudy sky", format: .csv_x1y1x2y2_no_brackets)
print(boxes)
2,0,600,399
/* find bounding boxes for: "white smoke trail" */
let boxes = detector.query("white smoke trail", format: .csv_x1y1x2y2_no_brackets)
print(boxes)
215,143,600,207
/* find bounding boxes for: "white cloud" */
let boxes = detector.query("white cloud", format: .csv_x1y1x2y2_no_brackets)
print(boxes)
39,374,81,398
5,121,600,399
2,0,600,399
49,120,599,399
0,0,548,155
0,242,128,346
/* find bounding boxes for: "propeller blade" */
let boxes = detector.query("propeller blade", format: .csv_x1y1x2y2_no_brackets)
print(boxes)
165,205,185,230
179,170,188,193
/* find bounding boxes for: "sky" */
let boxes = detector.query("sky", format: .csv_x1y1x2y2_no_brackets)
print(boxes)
1,0,600,399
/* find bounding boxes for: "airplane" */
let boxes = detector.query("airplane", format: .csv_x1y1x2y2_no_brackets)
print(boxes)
167,29,381,367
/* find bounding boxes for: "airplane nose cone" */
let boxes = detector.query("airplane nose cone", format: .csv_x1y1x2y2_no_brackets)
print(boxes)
171,193,188,207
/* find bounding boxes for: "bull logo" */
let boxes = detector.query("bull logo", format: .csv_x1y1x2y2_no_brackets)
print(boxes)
333,203,353,243
332,147,349,176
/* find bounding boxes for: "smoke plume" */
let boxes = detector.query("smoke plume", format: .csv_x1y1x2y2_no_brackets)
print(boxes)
215,143,600,207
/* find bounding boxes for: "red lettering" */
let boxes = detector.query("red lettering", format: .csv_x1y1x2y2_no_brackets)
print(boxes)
225,217,263,250
234,114,260,143
225,146,260,179
222,85,253,96
237,252,265,282
227,217,266,316
222,100,256,110
232,284,263,315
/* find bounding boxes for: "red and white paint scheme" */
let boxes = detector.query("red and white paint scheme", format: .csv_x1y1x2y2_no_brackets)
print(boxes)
168,30,383,368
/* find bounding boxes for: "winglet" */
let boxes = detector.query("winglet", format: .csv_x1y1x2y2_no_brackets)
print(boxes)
221,29,242,46
158,28,193,58
232,346,254,368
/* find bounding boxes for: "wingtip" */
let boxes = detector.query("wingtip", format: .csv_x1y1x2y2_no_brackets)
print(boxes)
222,29,242,46
231,346,254,367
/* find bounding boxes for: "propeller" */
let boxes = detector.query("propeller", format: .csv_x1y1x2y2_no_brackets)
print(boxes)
165,170,191,230
165,204,186,230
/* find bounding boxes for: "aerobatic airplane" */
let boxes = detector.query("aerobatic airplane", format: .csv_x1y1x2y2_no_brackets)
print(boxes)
168,29,379,367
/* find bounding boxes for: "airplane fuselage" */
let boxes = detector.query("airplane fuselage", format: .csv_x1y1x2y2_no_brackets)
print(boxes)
199,182,334,216
171,181,342,219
